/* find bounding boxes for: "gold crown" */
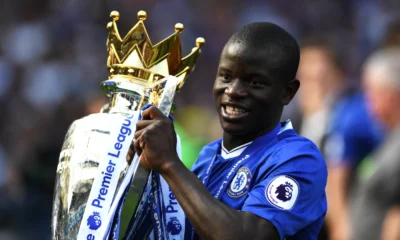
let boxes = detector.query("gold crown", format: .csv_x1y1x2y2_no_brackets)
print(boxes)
105,10,205,93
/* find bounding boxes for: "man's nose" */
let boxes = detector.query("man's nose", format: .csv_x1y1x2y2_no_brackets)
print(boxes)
224,79,248,98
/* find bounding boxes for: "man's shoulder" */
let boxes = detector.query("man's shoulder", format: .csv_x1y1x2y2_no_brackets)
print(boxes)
325,92,384,162
268,130,326,172
331,91,378,131
373,126,400,166
252,132,327,203
190,139,221,173
277,129,323,157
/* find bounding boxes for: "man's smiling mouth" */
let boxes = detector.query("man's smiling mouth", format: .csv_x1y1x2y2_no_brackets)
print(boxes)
221,104,250,119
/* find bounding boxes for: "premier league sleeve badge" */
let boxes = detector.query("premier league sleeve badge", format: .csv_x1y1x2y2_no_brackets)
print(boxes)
227,166,252,198
265,175,299,210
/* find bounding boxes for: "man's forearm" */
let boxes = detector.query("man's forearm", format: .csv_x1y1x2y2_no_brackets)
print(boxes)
326,167,351,240
162,159,245,239
161,158,277,240
381,206,400,240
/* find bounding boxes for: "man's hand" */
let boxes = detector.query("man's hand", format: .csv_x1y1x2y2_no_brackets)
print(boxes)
133,106,180,173
126,143,135,164
127,106,278,240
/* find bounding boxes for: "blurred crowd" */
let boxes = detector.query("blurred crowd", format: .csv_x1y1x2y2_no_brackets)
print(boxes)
0,0,400,239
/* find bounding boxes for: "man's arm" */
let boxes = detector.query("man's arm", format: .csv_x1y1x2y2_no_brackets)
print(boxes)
134,107,279,240
323,126,365,240
381,206,400,240
325,166,351,240
163,159,278,240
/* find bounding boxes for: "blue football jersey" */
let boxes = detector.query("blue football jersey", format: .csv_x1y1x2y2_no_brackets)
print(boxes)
191,121,327,240
324,92,384,168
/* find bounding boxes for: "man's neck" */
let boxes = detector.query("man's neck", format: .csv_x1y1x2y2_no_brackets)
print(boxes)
222,125,277,151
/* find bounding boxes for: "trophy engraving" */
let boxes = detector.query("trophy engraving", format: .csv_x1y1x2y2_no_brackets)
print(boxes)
51,10,204,240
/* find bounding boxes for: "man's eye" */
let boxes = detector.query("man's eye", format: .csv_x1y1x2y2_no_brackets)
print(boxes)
220,73,231,81
250,79,263,86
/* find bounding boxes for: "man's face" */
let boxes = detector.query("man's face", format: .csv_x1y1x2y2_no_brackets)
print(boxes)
297,47,332,114
363,69,400,128
213,42,288,136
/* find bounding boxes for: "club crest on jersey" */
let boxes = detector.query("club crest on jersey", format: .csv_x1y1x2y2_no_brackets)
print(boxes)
227,166,252,198
265,175,299,210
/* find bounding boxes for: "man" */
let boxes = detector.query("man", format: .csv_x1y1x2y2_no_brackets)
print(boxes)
296,36,346,149
295,37,348,240
296,37,383,240
317,50,384,240
132,22,327,239
323,20,400,239
322,76,384,240
353,48,400,240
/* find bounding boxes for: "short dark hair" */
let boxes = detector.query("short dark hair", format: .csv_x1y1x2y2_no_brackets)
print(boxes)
300,35,345,72
229,22,300,82
383,18,400,48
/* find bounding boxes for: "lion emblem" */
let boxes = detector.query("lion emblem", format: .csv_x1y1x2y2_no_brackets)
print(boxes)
233,173,246,190
87,212,102,230
167,217,182,235
275,182,293,202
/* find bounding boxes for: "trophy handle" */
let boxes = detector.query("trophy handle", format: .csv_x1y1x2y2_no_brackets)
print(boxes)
157,76,179,116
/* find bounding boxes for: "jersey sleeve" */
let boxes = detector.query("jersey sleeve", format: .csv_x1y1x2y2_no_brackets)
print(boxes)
324,123,358,167
324,95,383,168
241,142,327,239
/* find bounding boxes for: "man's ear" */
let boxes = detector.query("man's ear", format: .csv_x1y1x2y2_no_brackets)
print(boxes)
282,79,300,105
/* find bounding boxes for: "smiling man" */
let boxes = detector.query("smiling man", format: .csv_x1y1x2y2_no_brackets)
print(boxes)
133,22,327,240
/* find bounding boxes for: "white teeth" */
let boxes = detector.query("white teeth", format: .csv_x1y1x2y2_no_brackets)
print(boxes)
225,106,246,115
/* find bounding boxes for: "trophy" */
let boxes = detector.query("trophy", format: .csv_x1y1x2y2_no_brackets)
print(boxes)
51,10,204,239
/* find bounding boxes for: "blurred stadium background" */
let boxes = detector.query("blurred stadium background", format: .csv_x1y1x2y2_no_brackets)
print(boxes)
0,0,399,239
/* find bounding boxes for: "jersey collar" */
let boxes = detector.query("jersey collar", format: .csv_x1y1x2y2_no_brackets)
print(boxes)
220,120,293,159
221,142,252,159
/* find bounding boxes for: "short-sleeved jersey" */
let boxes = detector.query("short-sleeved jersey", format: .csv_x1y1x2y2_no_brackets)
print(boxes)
324,92,384,168
191,121,327,240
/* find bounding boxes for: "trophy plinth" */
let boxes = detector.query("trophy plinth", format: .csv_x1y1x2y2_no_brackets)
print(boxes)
51,10,204,240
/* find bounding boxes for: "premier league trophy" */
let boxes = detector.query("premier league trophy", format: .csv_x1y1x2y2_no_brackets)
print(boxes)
51,10,204,240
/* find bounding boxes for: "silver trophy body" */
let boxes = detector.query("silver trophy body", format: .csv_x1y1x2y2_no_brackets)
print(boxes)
52,93,148,239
